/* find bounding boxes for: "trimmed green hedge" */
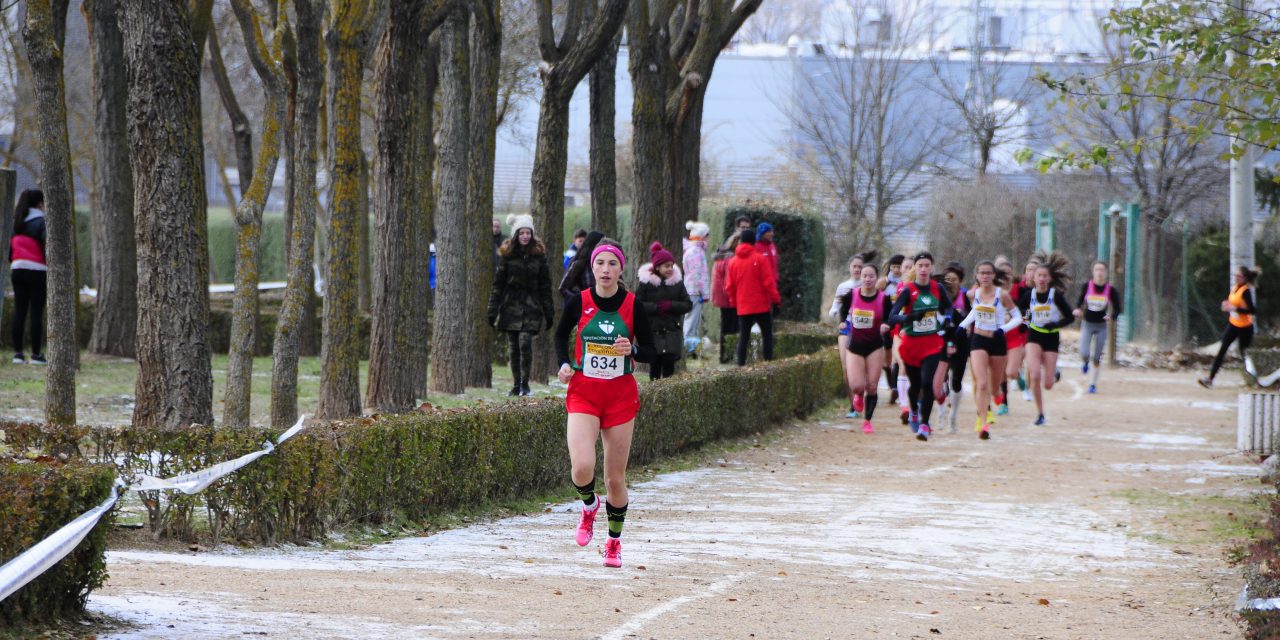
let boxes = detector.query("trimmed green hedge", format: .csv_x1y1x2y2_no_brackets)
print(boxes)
721,204,825,322
3,351,842,545
0,461,116,624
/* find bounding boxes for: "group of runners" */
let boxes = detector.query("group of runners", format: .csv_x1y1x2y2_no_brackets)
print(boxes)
830,250,1120,442
550,237,1258,570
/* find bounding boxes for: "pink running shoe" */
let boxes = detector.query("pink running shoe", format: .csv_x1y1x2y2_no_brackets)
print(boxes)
853,393,864,413
576,499,599,547
862,420,874,434
603,538,622,568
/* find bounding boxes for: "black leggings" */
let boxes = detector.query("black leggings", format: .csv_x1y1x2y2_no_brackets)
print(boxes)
1209,323,1254,379
736,312,775,366
947,346,969,394
906,352,943,425
649,354,678,380
10,269,46,356
507,331,535,383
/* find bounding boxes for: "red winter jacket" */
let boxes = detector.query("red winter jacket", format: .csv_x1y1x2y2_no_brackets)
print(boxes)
712,256,731,308
9,234,44,265
724,243,780,315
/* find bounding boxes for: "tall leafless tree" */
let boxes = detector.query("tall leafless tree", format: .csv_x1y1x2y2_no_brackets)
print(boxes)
430,6,472,394
626,0,763,272
926,3,1041,177
83,0,137,358
222,0,290,428
588,2,621,239
524,0,628,383
270,0,323,428
463,0,501,389
120,0,214,429
317,0,375,419
784,0,947,249
23,0,76,425
367,0,452,412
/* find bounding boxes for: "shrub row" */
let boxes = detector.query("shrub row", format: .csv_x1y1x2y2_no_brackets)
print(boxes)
3,351,842,546
0,460,117,625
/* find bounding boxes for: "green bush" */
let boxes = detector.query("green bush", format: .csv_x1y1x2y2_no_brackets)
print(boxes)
3,351,842,545
0,461,117,625
720,204,826,322
721,322,835,364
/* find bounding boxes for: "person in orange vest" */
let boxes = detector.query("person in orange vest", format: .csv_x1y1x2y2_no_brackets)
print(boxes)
1199,265,1260,388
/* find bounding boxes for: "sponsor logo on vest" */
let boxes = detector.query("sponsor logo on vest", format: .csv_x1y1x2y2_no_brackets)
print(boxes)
599,320,615,335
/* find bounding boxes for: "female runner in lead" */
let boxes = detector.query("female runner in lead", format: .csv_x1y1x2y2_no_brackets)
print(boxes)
555,241,656,568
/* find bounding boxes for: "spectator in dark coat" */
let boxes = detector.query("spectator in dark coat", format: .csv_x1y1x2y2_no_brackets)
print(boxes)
9,188,47,364
488,214,554,396
636,242,692,380
724,229,780,366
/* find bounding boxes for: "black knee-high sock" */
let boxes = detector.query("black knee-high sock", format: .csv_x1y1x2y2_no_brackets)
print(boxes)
605,501,627,538
864,393,878,420
999,380,1008,400
574,479,596,508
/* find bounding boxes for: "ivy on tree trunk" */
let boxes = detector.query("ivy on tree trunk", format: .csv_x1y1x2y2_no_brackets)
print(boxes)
270,0,323,428
317,0,374,420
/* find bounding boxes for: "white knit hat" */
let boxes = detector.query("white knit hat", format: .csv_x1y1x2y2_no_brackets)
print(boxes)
686,220,710,239
506,213,535,235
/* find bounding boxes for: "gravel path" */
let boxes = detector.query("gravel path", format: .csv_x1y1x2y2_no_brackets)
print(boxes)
90,360,1260,639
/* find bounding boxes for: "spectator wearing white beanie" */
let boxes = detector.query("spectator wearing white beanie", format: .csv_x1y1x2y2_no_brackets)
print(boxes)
682,220,711,356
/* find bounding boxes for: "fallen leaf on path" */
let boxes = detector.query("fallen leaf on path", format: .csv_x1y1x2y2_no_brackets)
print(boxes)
1038,598,1050,606
778,571,787,576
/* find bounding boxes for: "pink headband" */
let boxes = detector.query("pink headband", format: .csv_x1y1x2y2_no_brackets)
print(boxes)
590,244,625,269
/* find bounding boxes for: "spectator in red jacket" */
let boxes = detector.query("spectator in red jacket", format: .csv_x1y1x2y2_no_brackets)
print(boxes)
724,229,780,366
711,232,741,342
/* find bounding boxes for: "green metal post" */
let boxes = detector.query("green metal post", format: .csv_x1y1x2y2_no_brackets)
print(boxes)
1123,203,1141,344
1035,208,1056,252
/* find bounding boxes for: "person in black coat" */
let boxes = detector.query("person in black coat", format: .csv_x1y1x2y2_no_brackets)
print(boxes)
635,242,692,380
8,188,47,364
559,230,606,303
488,214,554,396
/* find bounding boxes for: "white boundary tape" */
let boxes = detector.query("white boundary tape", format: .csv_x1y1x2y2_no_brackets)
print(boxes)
0,416,307,603
1239,585,1280,612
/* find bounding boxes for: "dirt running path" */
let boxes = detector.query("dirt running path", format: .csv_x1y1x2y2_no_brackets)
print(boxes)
90,360,1263,639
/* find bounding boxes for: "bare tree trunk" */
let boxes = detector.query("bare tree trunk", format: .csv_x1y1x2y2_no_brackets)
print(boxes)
367,0,447,412
207,26,254,197
24,0,76,426
223,0,287,428
270,0,322,428
357,150,371,314
317,0,372,419
626,50,671,274
668,89,706,255
527,0,628,383
84,0,137,359
588,29,620,239
410,37,440,400
430,7,471,395
464,0,500,389
120,0,213,429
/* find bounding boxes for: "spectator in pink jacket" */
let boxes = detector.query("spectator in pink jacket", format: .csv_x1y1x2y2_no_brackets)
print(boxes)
682,221,710,356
